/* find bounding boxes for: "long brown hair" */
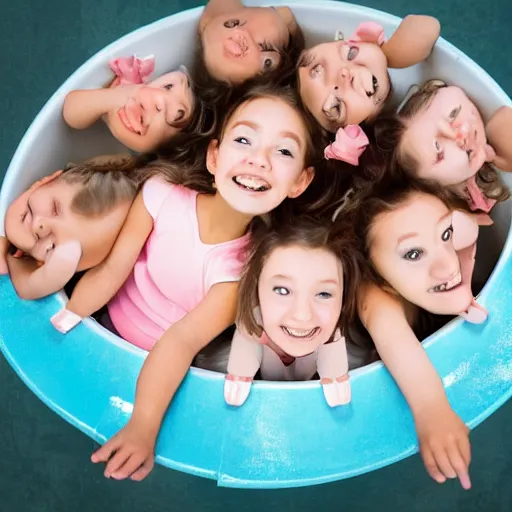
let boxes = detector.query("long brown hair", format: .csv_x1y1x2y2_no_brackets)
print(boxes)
360,80,510,206
237,216,363,340
154,81,325,201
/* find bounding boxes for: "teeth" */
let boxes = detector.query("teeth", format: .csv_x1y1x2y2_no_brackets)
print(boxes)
233,175,269,192
283,326,317,338
429,272,462,293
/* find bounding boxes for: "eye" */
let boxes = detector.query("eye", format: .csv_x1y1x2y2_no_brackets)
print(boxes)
174,109,185,123
434,140,444,163
234,136,250,145
52,200,59,217
448,105,461,121
347,46,359,61
263,58,273,70
273,286,289,296
310,63,322,78
403,249,422,261
317,291,333,299
278,148,293,157
442,225,453,242
163,83,173,91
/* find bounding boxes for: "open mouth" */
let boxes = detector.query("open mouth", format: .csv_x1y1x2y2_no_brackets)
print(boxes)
281,326,319,339
118,106,142,135
233,175,270,192
224,36,249,58
428,272,462,293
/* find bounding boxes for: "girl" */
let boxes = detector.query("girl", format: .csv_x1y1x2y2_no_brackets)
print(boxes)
63,56,205,153
51,83,321,481
296,16,440,136
224,217,362,408
347,178,492,490
2,154,147,300
196,0,304,85
361,80,511,212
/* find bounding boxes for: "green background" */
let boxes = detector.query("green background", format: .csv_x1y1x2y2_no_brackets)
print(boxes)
1,1,511,510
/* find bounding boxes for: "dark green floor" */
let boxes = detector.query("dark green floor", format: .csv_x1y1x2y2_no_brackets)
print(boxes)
1,1,511,511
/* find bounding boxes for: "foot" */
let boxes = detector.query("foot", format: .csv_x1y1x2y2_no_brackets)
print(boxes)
224,375,253,406
320,374,351,407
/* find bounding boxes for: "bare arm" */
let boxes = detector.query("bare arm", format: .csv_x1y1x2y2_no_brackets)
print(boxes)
91,281,239,481
63,87,128,129
486,106,512,171
0,236,8,274
7,241,81,300
383,15,441,69
65,191,152,317
359,282,471,489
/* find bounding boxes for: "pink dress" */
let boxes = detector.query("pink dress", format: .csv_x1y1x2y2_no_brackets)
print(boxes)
108,177,250,350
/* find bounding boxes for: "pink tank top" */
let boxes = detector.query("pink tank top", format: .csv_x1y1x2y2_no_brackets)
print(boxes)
108,177,250,350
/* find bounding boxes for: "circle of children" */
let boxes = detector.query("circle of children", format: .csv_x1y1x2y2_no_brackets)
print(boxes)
2,0,512,490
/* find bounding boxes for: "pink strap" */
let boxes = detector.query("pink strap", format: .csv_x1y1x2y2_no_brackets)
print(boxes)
50,308,82,333
324,125,369,166
109,55,155,85
349,21,386,46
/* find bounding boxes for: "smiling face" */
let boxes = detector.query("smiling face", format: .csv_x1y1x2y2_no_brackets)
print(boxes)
201,8,290,84
368,192,473,315
5,178,131,271
401,86,488,188
206,96,314,216
105,69,195,152
258,245,343,358
298,40,390,132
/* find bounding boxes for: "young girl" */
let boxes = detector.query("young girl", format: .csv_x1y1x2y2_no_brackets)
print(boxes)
296,16,440,136
196,0,304,85
362,80,511,212
1,154,147,300
224,217,362,408
63,56,204,153
348,178,492,490
51,83,321,481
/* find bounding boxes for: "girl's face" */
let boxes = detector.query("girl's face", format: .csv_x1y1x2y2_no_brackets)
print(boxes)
105,69,195,153
369,192,473,315
298,40,390,132
402,87,489,188
201,8,290,84
258,245,343,358
5,177,131,271
206,96,314,216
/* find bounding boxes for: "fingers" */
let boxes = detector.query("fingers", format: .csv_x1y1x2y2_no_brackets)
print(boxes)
104,446,132,478
421,446,446,484
130,459,155,482
91,438,120,464
447,441,471,490
111,452,151,480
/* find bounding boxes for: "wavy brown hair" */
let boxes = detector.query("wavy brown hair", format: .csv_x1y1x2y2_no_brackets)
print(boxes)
237,216,364,340
358,79,510,208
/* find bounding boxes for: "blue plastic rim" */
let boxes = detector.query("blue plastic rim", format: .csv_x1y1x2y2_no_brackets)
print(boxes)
1,1,511,489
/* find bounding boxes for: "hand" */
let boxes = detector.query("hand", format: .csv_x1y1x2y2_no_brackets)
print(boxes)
224,374,253,406
0,236,9,274
414,403,471,490
91,419,156,481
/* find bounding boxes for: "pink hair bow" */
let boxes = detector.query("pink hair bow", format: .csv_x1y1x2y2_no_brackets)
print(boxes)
109,54,155,85
349,21,386,46
324,125,370,166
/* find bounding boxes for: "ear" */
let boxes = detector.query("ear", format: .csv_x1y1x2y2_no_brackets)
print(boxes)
382,15,440,69
205,139,220,177
275,7,300,37
288,166,315,199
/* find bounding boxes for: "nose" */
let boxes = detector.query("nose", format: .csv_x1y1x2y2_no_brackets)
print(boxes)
430,251,459,282
335,66,352,89
139,87,167,115
32,215,51,239
246,147,270,170
291,295,314,323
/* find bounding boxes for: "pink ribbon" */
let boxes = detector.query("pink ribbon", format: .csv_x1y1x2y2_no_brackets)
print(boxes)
324,125,370,166
349,21,386,46
109,55,155,85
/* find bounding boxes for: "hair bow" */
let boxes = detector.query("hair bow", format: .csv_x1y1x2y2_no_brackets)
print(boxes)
109,54,155,85
324,125,369,166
